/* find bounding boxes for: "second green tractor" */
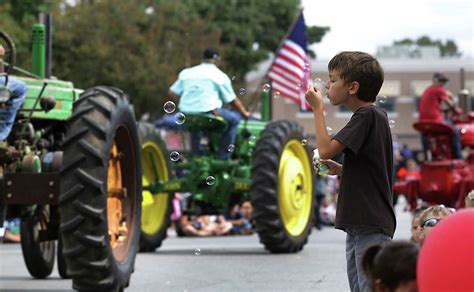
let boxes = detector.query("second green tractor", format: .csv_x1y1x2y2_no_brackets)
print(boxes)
139,105,315,253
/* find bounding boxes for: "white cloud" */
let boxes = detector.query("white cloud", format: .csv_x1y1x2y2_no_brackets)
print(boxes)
302,0,474,59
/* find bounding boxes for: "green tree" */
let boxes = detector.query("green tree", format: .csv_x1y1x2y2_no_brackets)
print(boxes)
50,0,221,117
394,35,461,57
0,0,61,70
183,0,329,79
1,0,329,117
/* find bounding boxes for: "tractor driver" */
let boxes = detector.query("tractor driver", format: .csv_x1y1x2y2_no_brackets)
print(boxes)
0,45,28,141
418,72,462,159
167,48,251,160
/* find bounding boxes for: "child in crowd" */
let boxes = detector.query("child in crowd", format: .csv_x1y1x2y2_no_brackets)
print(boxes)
410,207,427,244
465,190,474,208
410,214,421,244
362,241,419,292
305,51,396,292
227,201,254,235
417,205,451,245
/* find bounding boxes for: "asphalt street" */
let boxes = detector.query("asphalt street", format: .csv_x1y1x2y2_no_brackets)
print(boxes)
0,200,411,292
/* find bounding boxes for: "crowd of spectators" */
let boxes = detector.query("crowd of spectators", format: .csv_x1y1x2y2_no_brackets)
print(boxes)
362,203,473,292
170,198,255,238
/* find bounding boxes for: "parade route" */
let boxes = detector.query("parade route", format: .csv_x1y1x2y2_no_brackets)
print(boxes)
0,200,411,292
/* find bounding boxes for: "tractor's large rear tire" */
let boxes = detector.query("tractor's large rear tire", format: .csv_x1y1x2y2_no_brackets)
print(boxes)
20,205,55,278
60,86,141,291
138,122,172,252
251,120,314,253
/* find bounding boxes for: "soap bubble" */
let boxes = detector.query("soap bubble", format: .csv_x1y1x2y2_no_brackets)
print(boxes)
389,120,395,129
170,151,180,162
249,135,257,146
273,91,281,99
227,144,235,153
301,139,307,145
206,176,216,185
326,127,334,136
378,95,387,104
194,248,201,256
175,112,186,125
263,84,271,92
239,88,246,95
313,78,327,95
164,101,176,114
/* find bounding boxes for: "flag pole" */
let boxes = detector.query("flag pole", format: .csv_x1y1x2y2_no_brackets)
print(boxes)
247,9,305,114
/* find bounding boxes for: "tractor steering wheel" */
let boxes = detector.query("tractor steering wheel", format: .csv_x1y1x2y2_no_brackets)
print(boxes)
0,31,16,75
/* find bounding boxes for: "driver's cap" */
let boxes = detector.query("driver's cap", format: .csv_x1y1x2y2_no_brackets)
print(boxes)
203,48,220,60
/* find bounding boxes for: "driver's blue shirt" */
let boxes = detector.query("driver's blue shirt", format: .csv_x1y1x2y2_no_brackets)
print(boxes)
169,62,236,113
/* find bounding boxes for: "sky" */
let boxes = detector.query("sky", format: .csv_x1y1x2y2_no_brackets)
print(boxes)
302,0,474,60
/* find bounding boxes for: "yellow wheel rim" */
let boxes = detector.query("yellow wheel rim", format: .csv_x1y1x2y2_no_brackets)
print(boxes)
278,140,313,236
141,141,169,235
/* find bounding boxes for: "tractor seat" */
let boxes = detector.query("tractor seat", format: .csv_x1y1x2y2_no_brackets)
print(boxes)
414,120,454,135
184,113,228,132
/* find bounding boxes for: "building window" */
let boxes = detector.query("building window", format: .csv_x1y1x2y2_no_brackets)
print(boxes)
338,97,396,112
339,104,350,112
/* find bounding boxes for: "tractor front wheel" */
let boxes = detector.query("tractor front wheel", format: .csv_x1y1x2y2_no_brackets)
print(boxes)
251,120,314,253
138,123,173,252
20,205,55,278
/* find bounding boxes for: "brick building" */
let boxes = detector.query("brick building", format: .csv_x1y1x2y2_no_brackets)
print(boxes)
246,57,474,151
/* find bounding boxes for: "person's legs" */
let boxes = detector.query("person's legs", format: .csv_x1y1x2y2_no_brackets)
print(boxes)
450,129,462,159
354,230,391,292
215,108,242,160
190,131,203,156
346,230,360,292
0,77,27,141
315,195,324,229
153,114,180,130
444,119,463,159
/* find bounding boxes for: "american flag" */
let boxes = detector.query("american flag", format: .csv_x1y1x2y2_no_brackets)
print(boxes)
267,12,311,110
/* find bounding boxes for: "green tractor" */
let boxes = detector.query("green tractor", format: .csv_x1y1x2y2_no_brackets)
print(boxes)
0,19,141,291
139,94,315,253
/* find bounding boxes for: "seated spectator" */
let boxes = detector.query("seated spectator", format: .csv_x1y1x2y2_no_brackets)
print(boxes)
465,190,474,208
417,209,474,292
362,241,419,292
405,159,421,181
320,196,336,226
314,174,326,230
180,214,232,237
397,159,420,182
410,214,421,245
1,218,20,243
417,205,452,245
400,144,414,161
227,201,254,235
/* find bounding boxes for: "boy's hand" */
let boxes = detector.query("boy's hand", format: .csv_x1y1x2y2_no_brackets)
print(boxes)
305,85,324,110
313,158,342,176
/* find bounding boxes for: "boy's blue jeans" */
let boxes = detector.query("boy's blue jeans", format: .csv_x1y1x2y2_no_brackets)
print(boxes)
0,77,27,141
345,228,391,292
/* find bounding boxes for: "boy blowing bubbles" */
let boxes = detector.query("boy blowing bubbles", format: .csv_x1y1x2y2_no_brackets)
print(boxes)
305,51,396,292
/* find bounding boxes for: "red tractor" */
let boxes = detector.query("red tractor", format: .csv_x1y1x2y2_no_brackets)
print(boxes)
394,109,474,210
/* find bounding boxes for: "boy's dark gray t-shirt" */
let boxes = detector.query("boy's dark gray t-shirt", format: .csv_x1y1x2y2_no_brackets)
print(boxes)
333,105,396,237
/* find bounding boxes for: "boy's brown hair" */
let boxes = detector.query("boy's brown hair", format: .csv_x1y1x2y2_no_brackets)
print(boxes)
419,205,451,226
328,51,384,102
